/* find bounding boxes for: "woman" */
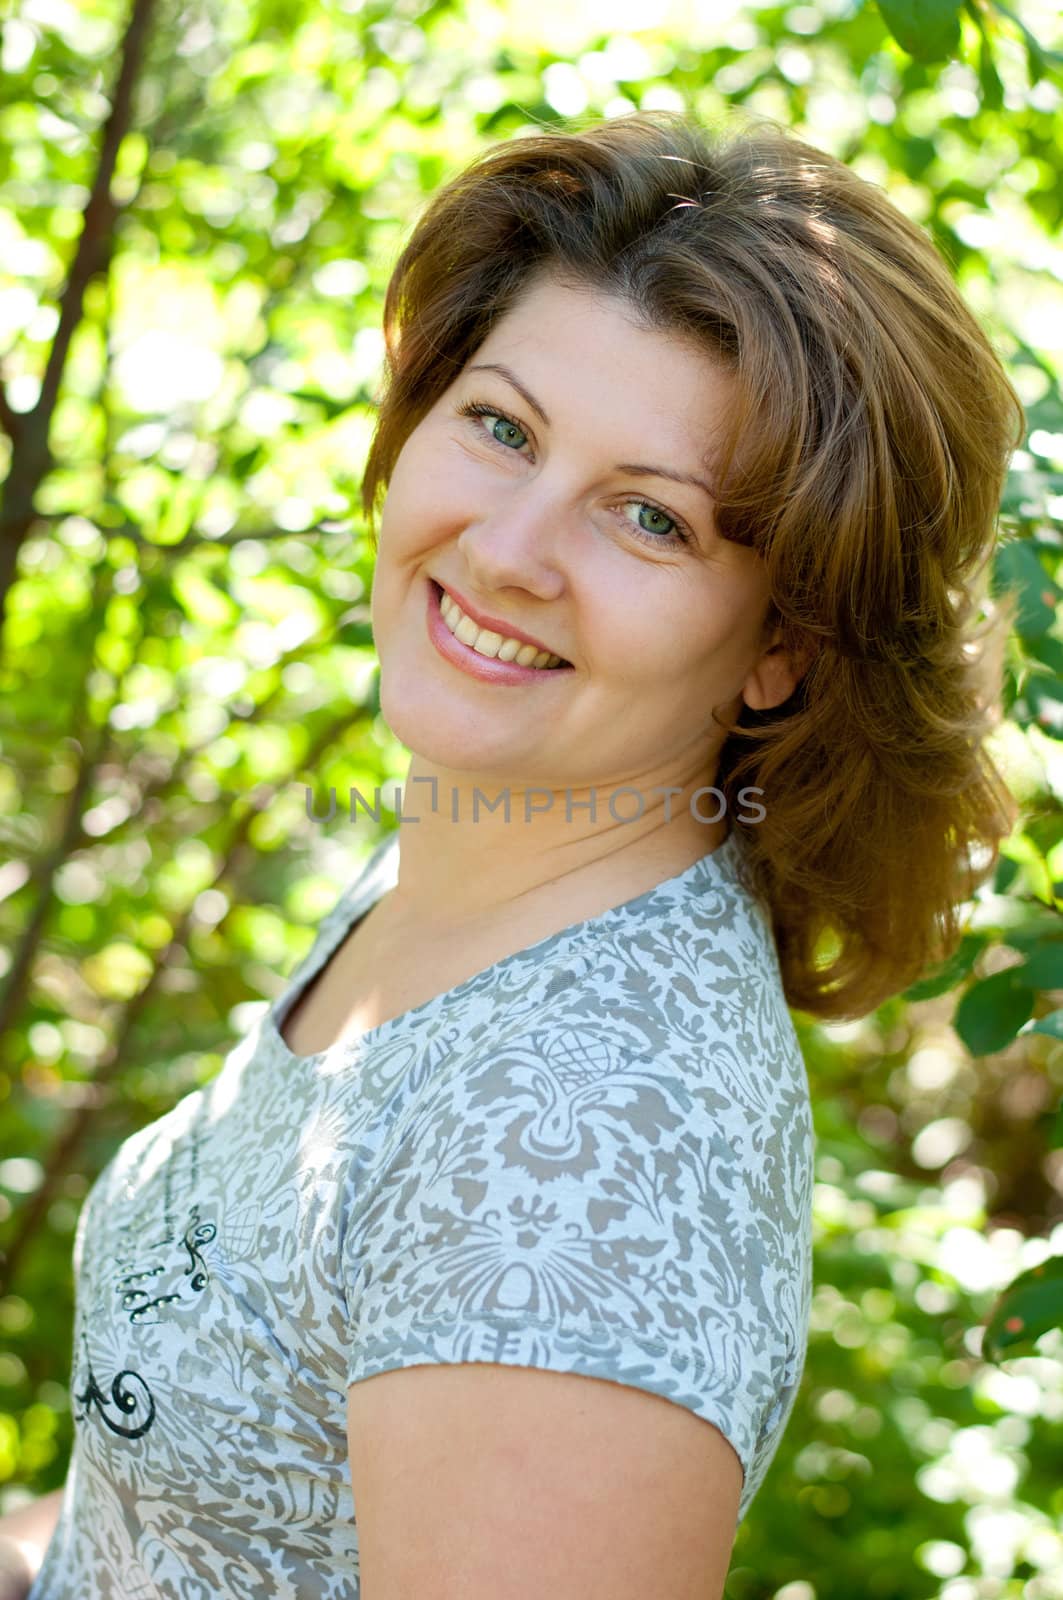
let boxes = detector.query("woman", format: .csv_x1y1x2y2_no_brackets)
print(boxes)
6,108,1023,1598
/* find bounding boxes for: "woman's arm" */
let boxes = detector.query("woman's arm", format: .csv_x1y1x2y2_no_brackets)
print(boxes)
347,1368,741,1599
0,1488,65,1600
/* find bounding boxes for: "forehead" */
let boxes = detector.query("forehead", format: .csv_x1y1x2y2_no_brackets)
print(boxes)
461,275,734,451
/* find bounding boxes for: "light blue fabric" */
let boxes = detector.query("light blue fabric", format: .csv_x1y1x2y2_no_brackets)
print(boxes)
30,825,814,1599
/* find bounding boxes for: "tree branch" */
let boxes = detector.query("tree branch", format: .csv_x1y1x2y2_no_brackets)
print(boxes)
34,0,158,431
0,375,21,446
0,0,160,630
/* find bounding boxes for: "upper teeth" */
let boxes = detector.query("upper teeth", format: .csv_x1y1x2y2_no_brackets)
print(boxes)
438,589,564,669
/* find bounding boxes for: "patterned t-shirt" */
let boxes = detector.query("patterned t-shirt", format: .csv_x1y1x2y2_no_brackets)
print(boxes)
30,824,815,1599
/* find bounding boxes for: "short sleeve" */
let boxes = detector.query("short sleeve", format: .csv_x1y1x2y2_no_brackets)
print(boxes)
342,1016,813,1524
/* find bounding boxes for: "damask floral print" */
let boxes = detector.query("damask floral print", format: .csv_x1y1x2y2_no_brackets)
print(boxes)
29,827,814,1600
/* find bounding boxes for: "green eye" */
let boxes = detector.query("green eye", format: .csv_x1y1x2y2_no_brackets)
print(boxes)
459,401,529,451
491,416,526,449
637,506,675,537
620,501,687,549
457,397,692,551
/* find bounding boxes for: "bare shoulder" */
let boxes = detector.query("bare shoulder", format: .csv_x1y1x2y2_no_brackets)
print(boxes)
347,1363,742,1600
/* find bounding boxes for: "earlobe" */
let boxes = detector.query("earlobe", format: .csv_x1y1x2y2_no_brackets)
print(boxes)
742,632,814,713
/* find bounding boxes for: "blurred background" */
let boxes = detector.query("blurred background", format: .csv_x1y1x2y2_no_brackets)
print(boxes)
1,0,1063,1594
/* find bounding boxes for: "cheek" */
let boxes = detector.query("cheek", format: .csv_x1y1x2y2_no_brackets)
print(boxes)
383,436,477,545
379,479,433,560
627,589,761,687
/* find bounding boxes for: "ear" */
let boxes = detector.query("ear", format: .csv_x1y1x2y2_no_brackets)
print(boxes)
741,627,815,713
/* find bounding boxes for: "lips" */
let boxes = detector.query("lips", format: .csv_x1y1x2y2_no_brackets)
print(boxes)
430,579,570,666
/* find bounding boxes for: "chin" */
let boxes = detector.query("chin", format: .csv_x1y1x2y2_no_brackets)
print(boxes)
375,675,517,777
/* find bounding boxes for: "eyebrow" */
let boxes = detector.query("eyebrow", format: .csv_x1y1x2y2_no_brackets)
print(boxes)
465,362,719,505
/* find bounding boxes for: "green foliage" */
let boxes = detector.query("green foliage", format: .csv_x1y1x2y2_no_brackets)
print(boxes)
984,1252,1063,1358
2,0,1063,1592
876,0,962,63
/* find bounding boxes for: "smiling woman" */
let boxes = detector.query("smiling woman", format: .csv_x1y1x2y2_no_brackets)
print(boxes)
367,274,793,838
362,108,1026,1020
20,109,1025,1600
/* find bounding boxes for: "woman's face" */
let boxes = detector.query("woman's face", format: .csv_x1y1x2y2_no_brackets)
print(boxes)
370,274,794,794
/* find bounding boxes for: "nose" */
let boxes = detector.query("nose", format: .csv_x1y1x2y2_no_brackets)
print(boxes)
456,482,568,602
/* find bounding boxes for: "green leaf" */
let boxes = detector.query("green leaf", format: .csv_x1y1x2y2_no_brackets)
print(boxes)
993,541,1061,639
987,0,1063,88
1023,810,1063,857
1051,1096,1063,1149
963,0,1004,108
953,967,1036,1055
983,1254,1063,1362
1024,389,1063,436
904,932,986,1001
1020,1005,1063,1040
876,0,963,61
1023,35,1047,85
1023,639,1063,689
1000,909,1063,951
992,854,1021,893
976,30,1005,108
172,565,238,628
1020,941,1063,990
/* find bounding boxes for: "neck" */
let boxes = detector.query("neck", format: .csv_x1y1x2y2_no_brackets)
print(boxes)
373,750,730,931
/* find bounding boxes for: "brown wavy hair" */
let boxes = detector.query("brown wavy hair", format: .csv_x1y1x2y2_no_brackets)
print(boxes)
359,109,1027,1022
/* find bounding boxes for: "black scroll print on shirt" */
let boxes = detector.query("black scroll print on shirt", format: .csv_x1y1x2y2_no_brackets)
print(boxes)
182,1207,217,1291
115,1203,218,1323
73,1327,157,1440
78,1126,217,1440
